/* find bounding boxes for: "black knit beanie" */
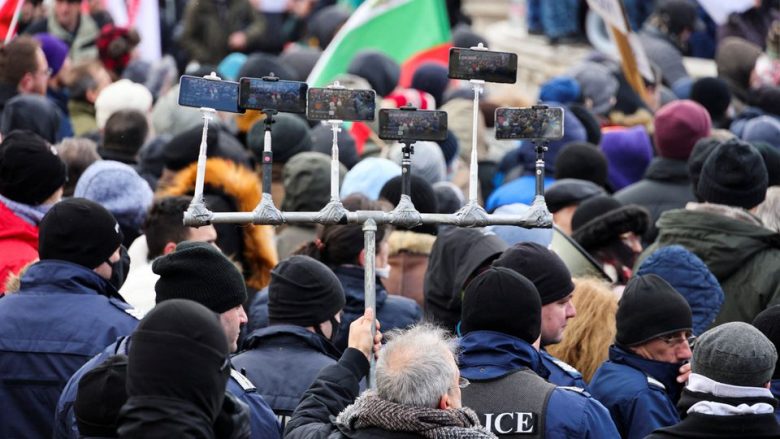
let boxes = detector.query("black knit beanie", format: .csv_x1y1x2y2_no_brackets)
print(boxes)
697,139,768,209
690,77,731,122
687,137,721,200
616,274,692,347
126,299,229,424
39,198,122,269
492,242,574,305
75,355,128,438
554,142,609,188
379,175,438,236
0,130,67,205
162,125,218,171
153,241,248,313
268,255,346,326
247,113,312,164
753,305,780,380
461,266,542,343
751,142,780,187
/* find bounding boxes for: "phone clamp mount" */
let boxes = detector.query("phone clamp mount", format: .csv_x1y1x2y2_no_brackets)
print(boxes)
252,92,284,225
389,105,423,228
528,104,553,225
184,72,221,227
316,81,349,224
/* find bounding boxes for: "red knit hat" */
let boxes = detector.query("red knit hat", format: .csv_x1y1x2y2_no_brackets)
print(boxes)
653,100,711,160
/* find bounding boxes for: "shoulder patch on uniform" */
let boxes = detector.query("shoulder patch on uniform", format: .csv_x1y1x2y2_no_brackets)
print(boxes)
647,376,666,390
123,307,145,320
108,298,144,320
551,357,583,377
230,369,256,391
558,385,591,398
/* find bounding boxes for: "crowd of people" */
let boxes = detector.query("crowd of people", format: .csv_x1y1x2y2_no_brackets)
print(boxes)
1,0,780,437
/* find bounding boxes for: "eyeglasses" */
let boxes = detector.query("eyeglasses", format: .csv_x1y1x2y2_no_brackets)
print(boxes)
37,67,53,77
457,376,470,389
659,332,696,348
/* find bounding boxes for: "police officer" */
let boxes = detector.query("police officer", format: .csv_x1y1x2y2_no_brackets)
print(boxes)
0,198,140,438
493,242,588,389
589,274,693,439
232,255,346,428
459,267,620,438
55,241,282,439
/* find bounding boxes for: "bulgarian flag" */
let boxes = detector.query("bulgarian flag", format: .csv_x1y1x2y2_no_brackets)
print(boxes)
307,0,452,89
1,0,24,43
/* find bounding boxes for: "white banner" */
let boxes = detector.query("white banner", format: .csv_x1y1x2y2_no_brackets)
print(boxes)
697,0,754,26
586,0,627,34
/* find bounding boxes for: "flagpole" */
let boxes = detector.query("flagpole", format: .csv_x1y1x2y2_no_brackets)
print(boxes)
4,0,25,44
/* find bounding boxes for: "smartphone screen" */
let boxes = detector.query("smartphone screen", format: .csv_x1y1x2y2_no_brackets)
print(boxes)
178,75,244,113
494,107,565,140
448,48,518,83
306,88,376,121
378,109,448,142
238,77,308,113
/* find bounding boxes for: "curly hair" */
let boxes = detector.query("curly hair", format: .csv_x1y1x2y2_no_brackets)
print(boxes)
546,277,618,383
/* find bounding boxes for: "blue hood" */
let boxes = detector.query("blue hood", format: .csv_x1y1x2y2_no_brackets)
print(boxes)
610,345,683,401
459,330,550,380
20,260,119,298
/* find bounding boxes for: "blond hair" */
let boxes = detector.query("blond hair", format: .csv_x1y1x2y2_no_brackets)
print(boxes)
547,277,618,383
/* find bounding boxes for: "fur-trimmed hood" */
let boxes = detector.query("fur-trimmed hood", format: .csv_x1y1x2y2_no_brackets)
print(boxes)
157,158,278,290
387,230,436,256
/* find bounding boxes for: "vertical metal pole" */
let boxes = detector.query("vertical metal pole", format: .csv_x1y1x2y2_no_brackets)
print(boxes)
192,108,215,205
401,142,413,198
363,219,377,389
262,116,274,196
468,81,484,203
330,121,341,201
535,141,547,198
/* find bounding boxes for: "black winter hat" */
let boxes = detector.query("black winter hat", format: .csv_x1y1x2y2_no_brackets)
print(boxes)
162,126,252,171
753,305,780,380
153,241,248,313
126,299,229,423
544,178,606,213
616,274,692,347
690,77,731,122
571,195,649,252
461,266,542,343
0,130,67,205
248,113,312,164
492,242,574,305
268,255,346,326
39,198,122,269
238,52,296,81
379,175,439,236
75,355,128,438
347,50,400,97
697,139,768,209
687,137,721,199
310,123,359,169
554,142,609,187
753,142,780,187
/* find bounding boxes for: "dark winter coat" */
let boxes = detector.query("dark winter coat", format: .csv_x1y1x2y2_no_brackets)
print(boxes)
231,325,341,421
589,345,683,439
332,265,422,352
0,260,139,438
643,208,780,325
614,158,696,246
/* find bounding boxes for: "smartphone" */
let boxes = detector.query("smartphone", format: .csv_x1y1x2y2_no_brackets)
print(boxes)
238,77,308,113
306,87,376,121
448,47,518,83
494,107,565,140
378,109,448,142
178,75,244,113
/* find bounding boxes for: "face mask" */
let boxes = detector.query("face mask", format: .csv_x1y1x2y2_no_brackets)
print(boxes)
375,265,391,279
108,245,131,290
315,315,342,343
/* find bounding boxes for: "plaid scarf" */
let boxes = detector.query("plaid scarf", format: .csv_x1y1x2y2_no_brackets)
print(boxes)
335,391,495,439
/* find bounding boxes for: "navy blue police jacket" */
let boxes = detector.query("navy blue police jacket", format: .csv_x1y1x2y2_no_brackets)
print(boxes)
231,324,342,428
55,335,282,439
0,260,140,439
589,345,683,439
540,349,588,390
459,330,619,438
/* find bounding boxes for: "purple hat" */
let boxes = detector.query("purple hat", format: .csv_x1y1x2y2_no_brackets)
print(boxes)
600,126,654,191
33,33,69,76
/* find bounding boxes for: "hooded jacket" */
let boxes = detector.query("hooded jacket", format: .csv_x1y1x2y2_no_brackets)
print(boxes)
0,199,39,293
589,345,684,439
231,325,341,422
642,207,780,326
25,12,99,62
424,228,507,332
55,335,281,439
384,230,437,307
459,331,620,438
0,260,139,438
647,374,780,439
614,158,696,246
332,265,422,352
158,157,278,290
